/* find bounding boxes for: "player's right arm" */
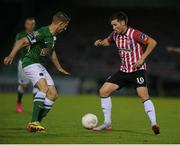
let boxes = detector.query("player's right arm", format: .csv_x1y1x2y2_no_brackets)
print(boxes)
94,38,111,47
4,37,30,65
50,50,70,75
4,30,43,65
94,32,114,47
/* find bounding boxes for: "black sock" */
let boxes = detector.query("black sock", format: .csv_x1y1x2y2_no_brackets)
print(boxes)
17,91,23,103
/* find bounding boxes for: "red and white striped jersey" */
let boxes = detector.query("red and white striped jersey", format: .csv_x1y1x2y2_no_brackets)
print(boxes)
107,27,149,73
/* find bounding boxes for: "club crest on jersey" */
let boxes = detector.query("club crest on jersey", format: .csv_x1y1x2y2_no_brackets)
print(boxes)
140,33,147,41
33,31,39,37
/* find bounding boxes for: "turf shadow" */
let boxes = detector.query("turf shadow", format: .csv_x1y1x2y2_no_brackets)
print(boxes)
112,129,154,136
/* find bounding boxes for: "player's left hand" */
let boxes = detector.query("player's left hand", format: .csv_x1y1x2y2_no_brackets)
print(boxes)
4,55,14,65
59,68,70,75
135,58,145,68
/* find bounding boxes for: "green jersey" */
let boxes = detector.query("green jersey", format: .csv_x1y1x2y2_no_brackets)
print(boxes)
15,31,30,61
22,26,56,68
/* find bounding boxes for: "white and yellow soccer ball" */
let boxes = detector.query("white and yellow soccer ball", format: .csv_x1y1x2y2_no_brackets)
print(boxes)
81,113,98,129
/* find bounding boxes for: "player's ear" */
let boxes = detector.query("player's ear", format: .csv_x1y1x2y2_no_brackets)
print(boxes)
121,20,126,26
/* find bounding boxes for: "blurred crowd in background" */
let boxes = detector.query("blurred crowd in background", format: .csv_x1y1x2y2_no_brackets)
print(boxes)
0,0,180,96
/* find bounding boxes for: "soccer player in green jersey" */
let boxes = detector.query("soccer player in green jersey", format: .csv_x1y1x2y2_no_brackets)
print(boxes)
15,17,38,113
4,11,70,132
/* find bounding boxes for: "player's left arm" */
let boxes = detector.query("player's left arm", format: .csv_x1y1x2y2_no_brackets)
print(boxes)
141,37,157,60
134,30,157,68
50,50,70,75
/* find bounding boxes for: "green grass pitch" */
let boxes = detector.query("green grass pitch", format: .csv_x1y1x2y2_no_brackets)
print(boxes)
0,93,180,144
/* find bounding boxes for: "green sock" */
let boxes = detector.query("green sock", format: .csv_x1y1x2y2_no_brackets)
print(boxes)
31,91,46,122
38,98,54,122
31,101,44,122
38,108,50,122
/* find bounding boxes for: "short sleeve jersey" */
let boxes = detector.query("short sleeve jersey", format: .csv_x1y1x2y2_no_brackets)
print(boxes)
107,27,149,73
22,26,56,68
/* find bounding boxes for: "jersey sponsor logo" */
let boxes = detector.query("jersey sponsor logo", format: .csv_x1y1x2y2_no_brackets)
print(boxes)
40,48,49,56
136,77,144,84
118,48,132,52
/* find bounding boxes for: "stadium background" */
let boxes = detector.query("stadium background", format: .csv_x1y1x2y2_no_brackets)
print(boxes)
0,0,180,144
0,0,180,96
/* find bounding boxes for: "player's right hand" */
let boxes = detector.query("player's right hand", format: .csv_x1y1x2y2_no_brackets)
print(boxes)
94,39,102,46
4,55,14,65
59,68,71,75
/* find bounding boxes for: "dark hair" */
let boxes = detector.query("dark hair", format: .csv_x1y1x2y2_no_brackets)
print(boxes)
110,11,128,24
52,11,70,23
25,17,35,21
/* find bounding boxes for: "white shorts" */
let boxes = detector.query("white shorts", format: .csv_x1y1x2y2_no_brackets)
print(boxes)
23,63,54,86
18,60,30,85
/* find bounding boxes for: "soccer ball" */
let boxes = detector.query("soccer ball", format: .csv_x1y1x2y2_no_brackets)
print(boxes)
81,113,98,129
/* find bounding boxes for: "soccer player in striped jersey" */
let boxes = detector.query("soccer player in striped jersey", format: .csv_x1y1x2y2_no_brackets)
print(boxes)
93,11,160,135
15,17,38,113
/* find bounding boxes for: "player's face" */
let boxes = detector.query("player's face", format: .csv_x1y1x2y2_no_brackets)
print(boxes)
25,19,36,33
111,19,126,34
57,21,69,33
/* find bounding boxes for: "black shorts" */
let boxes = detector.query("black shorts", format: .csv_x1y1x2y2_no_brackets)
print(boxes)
106,70,147,89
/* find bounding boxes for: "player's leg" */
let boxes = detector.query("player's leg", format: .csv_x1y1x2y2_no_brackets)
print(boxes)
136,86,160,135
23,64,48,132
27,79,48,132
16,84,26,112
133,70,160,135
16,60,29,113
32,87,39,98
93,71,127,131
93,82,119,131
38,85,58,122
100,82,119,125
32,79,48,121
35,66,57,122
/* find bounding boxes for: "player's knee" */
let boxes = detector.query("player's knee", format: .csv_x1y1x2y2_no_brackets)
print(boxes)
136,87,150,102
99,87,111,97
52,92,58,101
140,95,150,102
137,92,149,102
39,85,49,94
21,84,27,89
47,90,58,101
